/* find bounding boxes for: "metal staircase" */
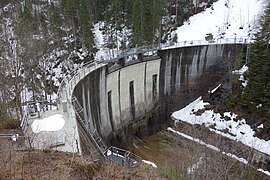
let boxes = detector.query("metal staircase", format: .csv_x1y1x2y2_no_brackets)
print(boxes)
70,97,142,168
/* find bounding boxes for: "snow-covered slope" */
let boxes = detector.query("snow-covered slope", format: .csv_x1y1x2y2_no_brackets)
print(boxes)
94,0,267,60
172,96,270,156
173,0,266,41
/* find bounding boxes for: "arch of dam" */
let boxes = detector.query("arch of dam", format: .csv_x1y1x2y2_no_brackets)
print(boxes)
23,38,251,159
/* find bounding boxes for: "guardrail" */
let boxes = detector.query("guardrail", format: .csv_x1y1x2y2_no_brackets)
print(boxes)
57,60,104,103
105,146,141,168
57,37,252,105
161,37,252,49
56,45,161,103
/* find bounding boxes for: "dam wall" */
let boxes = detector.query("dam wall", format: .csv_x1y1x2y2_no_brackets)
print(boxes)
159,44,244,113
73,44,245,149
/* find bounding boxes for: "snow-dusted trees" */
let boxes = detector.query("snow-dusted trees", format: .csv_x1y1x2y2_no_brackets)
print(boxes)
0,7,29,120
0,20,14,121
102,0,165,48
61,0,95,53
0,0,219,122
103,0,123,51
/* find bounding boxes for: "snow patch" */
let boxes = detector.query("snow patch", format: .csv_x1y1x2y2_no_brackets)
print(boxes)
257,168,270,176
172,0,265,42
172,97,270,156
142,160,157,168
256,104,263,109
209,84,221,93
232,64,249,87
106,149,112,156
167,127,248,165
11,134,19,142
31,114,65,133
232,65,249,75
187,157,204,174
222,152,248,164
257,124,264,129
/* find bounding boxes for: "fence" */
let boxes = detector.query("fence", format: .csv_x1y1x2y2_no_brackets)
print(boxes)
105,146,141,168
161,37,252,49
57,37,252,106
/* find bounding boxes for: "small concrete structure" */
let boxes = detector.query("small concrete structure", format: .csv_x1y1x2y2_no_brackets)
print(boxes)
24,105,80,153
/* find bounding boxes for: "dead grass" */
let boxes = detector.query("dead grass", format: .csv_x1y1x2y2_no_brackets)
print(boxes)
0,149,101,180
0,130,167,180
93,161,168,180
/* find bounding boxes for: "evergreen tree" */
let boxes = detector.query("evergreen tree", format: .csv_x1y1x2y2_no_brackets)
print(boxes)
130,0,165,46
241,3,270,119
78,0,94,51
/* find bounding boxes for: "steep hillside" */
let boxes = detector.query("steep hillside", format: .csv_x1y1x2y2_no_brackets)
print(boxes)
0,0,216,122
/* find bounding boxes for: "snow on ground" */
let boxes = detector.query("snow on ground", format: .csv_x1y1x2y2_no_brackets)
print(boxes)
187,156,204,174
257,124,264,129
168,127,248,164
93,22,132,61
239,75,249,87
171,97,270,156
93,0,267,61
142,160,157,168
232,64,249,75
168,127,270,176
93,23,110,61
173,0,266,42
31,114,65,133
93,22,105,51
258,168,270,176
209,84,221,93
233,64,249,87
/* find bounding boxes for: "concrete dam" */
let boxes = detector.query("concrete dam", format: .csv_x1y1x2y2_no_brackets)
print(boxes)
70,43,246,155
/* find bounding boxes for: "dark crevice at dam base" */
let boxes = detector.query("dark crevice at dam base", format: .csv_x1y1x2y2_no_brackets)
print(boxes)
72,44,246,152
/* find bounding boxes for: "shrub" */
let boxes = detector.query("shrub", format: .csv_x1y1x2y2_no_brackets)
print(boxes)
0,118,20,130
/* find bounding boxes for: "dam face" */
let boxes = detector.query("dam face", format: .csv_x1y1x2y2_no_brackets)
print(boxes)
73,44,245,150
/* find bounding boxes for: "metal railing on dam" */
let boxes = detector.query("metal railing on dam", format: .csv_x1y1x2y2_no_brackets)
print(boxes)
94,37,252,62
161,37,252,49
57,36,252,104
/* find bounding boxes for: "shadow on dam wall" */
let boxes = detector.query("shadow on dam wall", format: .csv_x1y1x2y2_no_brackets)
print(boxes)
73,43,246,151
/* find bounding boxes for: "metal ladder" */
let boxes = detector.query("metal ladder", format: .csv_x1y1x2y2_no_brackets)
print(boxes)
71,97,85,124
71,96,107,159
92,129,107,152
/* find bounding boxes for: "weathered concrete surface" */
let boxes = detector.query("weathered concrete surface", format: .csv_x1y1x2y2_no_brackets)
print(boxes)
72,44,246,151
25,106,80,153
73,66,111,137
158,44,244,114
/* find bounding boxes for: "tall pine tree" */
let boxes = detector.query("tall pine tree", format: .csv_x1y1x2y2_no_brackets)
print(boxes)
241,2,270,119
